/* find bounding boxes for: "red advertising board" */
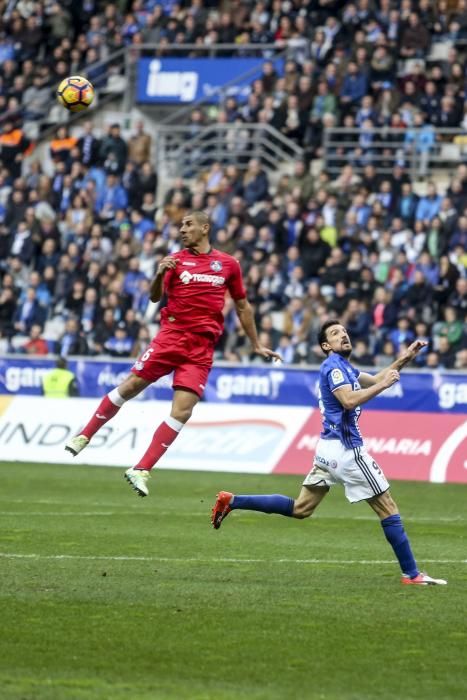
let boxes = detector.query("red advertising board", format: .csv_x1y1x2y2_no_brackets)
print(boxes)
274,411,467,484
1,396,465,483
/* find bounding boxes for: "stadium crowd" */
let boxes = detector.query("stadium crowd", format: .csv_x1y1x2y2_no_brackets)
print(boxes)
1,0,467,137
0,0,466,369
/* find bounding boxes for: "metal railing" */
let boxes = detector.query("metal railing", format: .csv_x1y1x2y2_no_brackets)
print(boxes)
22,42,287,138
154,123,304,181
19,46,128,141
323,127,467,179
134,42,284,59
158,62,285,126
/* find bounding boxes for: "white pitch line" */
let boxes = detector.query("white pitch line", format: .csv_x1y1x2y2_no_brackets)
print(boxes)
0,511,216,517
0,552,465,565
0,510,464,523
0,511,135,516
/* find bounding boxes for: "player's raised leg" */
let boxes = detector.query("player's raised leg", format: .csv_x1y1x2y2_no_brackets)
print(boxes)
211,485,328,529
124,388,200,497
367,490,447,586
65,375,150,456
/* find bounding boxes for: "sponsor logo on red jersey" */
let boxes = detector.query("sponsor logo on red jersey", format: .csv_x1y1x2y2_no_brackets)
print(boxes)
179,270,225,286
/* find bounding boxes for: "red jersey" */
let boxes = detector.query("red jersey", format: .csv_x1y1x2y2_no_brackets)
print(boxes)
160,248,246,340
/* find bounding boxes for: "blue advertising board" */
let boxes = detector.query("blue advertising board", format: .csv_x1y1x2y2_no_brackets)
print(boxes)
136,57,284,104
0,356,466,414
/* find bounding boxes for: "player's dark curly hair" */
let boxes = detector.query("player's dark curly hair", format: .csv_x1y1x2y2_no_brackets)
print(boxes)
318,319,341,355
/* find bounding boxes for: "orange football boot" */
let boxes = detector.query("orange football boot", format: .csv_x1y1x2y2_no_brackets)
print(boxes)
401,572,447,585
211,491,233,529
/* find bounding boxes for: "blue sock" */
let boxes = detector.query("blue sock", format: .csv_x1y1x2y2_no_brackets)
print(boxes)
381,514,419,578
231,494,294,517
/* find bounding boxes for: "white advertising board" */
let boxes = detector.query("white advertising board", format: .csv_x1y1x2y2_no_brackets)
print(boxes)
0,396,312,474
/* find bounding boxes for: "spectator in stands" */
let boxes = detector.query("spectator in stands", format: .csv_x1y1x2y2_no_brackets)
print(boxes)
97,173,128,221
298,227,331,281
283,296,311,347
13,286,46,334
77,121,101,168
164,177,192,208
0,286,16,340
425,351,441,368
416,183,442,223
340,61,368,113
123,257,147,301
92,308,115,354
21,323,49,355
37,237,60,274
138,161,158,199
404,112,435,177
437,335,457,368
243,159,269,206
22,74,50,122
104,321,134,357
0,121,30,179
352,339,375,366
80,286,99,335
454,348,467,369
388,316,416,353
128,120,152,166
99,123,128,176
28,270,52,308
65,279,86,318
433,255,461,308
50,126,78,169
343,299,371,343
400,12,431,58
405,269,434,319
433,305,464,351
56,317,89,357
374,339,396,367
9,220,34,264
436,95,461,128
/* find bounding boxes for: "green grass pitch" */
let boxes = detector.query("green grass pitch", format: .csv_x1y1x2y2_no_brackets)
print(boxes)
0,461,466,700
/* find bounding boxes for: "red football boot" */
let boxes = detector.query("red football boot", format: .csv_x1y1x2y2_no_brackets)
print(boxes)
211,491,233,530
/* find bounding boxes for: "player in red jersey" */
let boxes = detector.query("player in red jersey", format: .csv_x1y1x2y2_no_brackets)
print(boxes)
65,211,281,496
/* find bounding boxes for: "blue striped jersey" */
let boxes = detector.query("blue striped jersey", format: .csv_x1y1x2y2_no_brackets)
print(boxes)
318,353,363,448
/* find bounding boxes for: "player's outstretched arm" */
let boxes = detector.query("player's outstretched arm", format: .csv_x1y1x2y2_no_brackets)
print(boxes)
334,369,400,410
367,339,428,386
234,298,282,362
149,256,177,302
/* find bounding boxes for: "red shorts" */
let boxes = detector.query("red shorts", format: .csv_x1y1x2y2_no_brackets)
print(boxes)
131,326,215,397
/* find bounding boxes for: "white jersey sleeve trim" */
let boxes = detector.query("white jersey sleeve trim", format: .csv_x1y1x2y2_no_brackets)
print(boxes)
330,382,351,393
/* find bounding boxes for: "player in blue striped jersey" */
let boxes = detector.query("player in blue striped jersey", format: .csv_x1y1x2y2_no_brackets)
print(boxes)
211,319,447,586
318,350,364,448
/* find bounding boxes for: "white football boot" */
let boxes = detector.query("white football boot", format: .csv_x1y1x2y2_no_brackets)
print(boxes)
124,467,150,497
65,435,90,456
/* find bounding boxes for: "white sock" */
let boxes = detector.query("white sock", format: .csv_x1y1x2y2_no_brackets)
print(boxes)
166,415,184,432
108,388,126,407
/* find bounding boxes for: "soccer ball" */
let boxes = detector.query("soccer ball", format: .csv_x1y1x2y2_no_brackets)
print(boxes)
56,76,94,113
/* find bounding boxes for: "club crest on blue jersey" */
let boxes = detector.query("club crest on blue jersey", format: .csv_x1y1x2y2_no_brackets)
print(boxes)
210,260,223,272
331,368,345,385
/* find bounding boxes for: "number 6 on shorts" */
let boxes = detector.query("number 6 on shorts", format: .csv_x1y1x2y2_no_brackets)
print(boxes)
140,348,154,362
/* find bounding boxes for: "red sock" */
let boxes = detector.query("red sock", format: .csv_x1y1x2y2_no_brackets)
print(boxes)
81,395,122,439
136,421,181,470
